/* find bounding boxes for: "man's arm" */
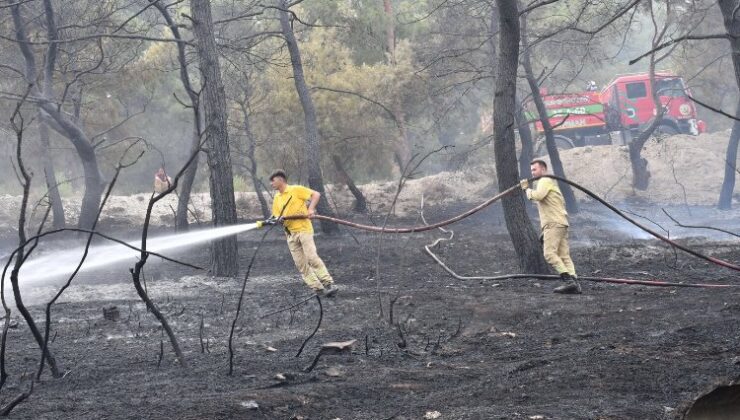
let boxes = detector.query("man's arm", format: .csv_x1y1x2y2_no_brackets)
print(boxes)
307,190,321,218
526,179,550,201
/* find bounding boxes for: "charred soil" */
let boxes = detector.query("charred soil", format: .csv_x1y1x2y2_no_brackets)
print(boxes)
2,203,740,420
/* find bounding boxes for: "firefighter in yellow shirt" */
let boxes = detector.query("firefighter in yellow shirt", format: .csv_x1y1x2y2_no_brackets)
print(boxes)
520,160,581,294
269,170,336,296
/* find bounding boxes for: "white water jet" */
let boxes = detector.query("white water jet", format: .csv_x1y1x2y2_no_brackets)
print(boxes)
3,223,259,287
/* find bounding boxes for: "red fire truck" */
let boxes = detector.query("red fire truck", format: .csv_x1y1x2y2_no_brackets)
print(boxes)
529,72,706,156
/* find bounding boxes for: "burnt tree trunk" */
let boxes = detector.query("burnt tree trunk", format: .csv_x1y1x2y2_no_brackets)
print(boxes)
39,0,64,230
10,0,102,230
37,105,104,231
515,97,534,179
278,1,339,234
718,0,740,209
628,1,672,191
628,64,663,191
332,155,368,213
520,17,579,213
38,117,65,229
239,102,270,218
191,0,239,275
718,101,740,210
492,0,548,273
152,0,203,231
176,128,201,230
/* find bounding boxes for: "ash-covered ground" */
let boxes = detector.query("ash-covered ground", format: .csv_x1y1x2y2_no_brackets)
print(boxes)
1,201,739,419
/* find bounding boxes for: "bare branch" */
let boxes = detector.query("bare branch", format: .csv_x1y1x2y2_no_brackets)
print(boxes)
629,34,730,65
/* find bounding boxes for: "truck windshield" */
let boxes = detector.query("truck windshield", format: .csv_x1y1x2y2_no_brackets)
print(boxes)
655,78,686,97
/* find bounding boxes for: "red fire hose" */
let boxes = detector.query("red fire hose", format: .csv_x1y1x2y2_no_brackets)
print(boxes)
272,176,740,287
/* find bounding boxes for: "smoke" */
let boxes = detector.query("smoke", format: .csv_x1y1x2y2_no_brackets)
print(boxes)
576,202,740,243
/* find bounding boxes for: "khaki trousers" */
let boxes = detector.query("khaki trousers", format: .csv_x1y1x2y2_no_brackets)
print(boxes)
286,232,333,291
542,224,576,276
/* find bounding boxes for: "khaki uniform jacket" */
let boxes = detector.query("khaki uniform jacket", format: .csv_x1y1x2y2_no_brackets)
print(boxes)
526,177,569,228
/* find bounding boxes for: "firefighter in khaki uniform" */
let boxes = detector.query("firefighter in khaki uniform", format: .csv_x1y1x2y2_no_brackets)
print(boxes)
520,160,581,294
270,170,337,296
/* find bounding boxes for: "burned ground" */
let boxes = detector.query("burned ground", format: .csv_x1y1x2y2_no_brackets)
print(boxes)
2,202,740,420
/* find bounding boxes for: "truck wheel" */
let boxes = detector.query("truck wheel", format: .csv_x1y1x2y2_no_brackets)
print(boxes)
655,124,678,136
535,135,575,157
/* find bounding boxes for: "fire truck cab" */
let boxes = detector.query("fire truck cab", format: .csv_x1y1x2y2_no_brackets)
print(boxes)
601,72,705,136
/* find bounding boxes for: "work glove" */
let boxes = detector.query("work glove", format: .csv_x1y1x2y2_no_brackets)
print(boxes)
519,179,529,190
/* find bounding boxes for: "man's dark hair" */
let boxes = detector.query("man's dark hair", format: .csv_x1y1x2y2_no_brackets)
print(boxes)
269,170,288,181
530,159,548,169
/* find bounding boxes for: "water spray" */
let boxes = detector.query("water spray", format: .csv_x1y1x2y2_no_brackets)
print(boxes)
6,223,260,287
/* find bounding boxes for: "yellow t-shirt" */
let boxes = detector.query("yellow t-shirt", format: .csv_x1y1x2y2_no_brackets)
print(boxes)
526,177,569,228
272,185,314,233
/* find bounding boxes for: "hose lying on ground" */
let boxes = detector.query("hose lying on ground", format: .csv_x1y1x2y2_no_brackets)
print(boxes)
417,192,740,289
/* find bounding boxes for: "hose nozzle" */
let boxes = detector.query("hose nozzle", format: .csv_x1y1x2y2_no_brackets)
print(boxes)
256,216,282,228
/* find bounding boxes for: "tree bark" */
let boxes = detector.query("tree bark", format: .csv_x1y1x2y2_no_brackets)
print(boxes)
718,0,740,209
37,117,65,229
332,155,368,213
492,0,549,273
278,1,339,234
191,0,239,275
520,17,579,213
515,97,534,180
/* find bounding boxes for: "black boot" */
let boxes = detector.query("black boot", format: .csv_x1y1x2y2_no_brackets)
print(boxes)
554,273,582,294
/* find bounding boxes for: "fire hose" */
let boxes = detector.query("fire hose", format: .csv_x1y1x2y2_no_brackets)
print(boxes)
256,175,740,287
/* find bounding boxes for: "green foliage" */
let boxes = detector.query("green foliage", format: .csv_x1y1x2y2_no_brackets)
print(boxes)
0,0,733,203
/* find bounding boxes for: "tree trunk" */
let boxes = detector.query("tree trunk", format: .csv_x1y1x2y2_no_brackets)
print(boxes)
39,105,105,231
239,102,270,218
76,149,105,230
628,1,672,191
151,0,203,231
38,117,65,229
10,0,102,230
332,155,368,213
628,71,663,191
628,135,651,190
718,102,740,209
718,0,740,209
381,0,412,170
191,0,239,276
383,0,396,64
278,1,339,234
492,0,549,273
515,97,534,180
176,128,201,230
520,17,579,213
249,164,270,219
